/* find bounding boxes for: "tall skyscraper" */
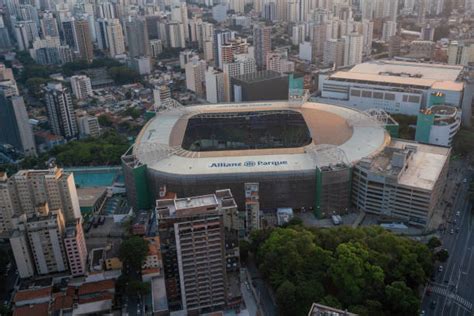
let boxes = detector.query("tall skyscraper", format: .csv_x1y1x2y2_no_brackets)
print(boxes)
126,16,150,57
40,12,59,38
75,19,93,62
44,82,78,139
0,94,36,156
205,67,225,103
156,189,241,313
185,57,207,96
62,18,78,51
253,25,271,69
106,18,125,57
343,33,363,66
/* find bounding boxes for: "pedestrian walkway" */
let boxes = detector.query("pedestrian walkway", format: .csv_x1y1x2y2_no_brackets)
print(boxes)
431,286,473,310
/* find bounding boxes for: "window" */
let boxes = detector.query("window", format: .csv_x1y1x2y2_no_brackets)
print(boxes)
384,93,395,101
408,96,420,103
373,92,383,99
351,89,361,97
362,91,372,98
402,95,408,102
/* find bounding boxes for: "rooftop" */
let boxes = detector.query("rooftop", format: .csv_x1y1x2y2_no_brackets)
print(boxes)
14,287,52,303
13,303,50,316
330,60,464,91
308,302,358,316
151,276,168,313
78,279,115,296
361,140,450,190
349,60,463,81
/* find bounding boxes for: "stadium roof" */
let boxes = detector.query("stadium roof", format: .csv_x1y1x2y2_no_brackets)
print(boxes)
133,101,390,175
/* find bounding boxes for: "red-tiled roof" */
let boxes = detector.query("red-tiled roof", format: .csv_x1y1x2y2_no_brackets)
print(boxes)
14,287,52,303
78,292,114,304
51,293,74,311
13,303,49,316
78,280,115,296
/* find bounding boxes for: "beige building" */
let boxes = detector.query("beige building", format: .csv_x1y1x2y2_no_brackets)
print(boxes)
352,140,450,227
5,168,81,223
64,219,88,277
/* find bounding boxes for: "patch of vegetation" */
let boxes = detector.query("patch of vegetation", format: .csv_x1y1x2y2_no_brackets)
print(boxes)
251,225,434,316
107,66,140,85
453,127,474,156
20,131,130,168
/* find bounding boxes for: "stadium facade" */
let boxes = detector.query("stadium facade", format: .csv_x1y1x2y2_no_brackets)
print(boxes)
122,101,391,217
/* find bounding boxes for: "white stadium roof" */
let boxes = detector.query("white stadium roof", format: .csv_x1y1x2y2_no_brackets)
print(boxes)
133,101,390,175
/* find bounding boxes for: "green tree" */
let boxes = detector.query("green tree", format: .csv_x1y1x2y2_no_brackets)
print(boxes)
119,236,148,271
427,236,442,249
384,281,420,315
108,66,140,84
435,249,449,262
98,114,113,127
276,280,297,315
25,77,48,97
127,280,151,297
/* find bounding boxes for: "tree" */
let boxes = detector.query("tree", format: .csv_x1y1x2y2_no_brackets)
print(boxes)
98,114,113,127
254,226,434,316
427,236,442,249
119,236,148,271
384,281,420,315
25,77,48,97
127,280,151,297
108,66,140,84
276,280,297,315
435,249,449,262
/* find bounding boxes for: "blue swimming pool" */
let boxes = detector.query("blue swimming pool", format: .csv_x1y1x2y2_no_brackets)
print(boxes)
65,166,124,188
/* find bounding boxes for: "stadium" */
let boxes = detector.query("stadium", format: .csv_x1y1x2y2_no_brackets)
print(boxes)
122,101,391,214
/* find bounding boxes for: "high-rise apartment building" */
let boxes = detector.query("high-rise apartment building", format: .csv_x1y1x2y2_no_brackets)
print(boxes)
5,168,81,223
0,94,36,156
342,32,363,66
253,25,271,69
156,189,241,313
126,16,150,57
44,82,78,139
4,168,86,278
205,67,225,103
323,38,345,68
64,219,88,276
185,57,206,96
222,56,257,101
106,18,125,57
75,19,93,62
70,75,92,100
40,12,59,38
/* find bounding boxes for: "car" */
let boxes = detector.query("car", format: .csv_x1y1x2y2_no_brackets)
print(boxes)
420,310,425,316
456,211,461,216
455,227,459,233
431,300,437,309
463,178,468,183
426,288,432,296
438,265,443,272
450,229,454,235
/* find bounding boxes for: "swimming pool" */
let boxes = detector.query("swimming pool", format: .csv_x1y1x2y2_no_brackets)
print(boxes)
65,166,124,188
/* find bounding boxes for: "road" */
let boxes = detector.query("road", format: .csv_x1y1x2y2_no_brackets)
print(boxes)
246,256,278,316
421,173,474,316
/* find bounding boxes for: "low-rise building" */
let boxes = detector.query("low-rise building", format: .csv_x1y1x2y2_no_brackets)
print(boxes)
352,140,450,227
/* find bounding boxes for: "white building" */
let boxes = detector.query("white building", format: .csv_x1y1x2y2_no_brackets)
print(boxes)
70,75,92,100
299,41,312,62
342,33,363,66
319,60,465,115
382,21,397,42
185,57,207,96
205,67,225,103
78,115,100,138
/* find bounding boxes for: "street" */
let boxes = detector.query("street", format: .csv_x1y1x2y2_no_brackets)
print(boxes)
421,172,474,316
